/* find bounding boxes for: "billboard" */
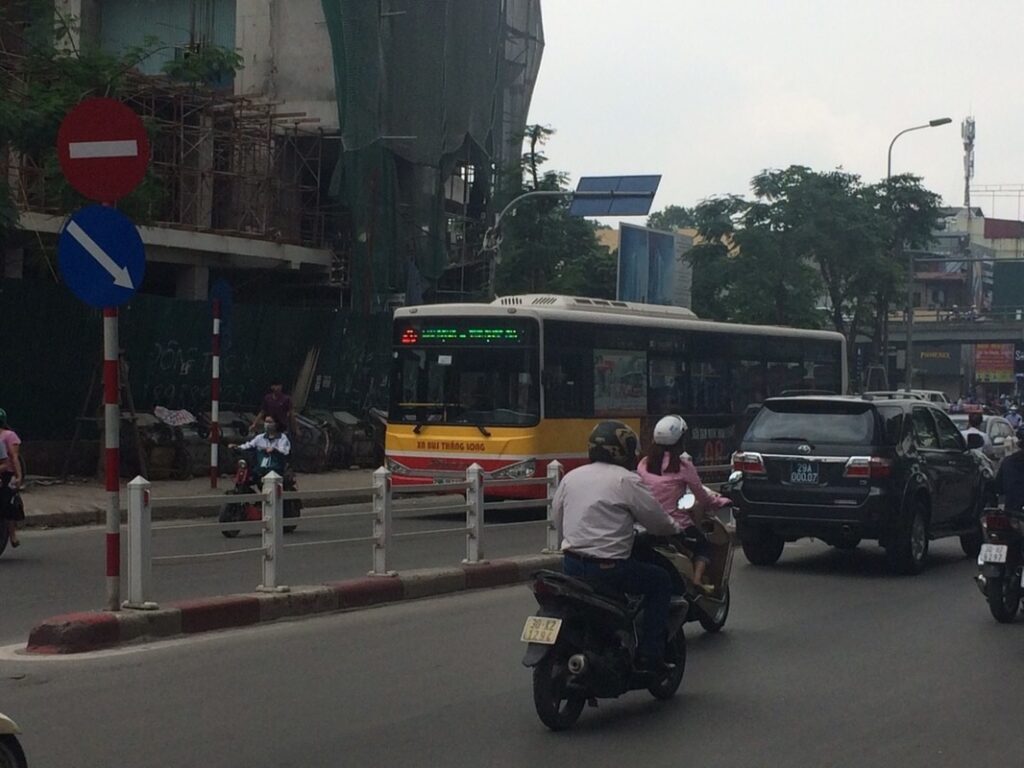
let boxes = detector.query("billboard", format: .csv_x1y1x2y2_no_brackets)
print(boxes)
975,343,1015,383
616,223,692,308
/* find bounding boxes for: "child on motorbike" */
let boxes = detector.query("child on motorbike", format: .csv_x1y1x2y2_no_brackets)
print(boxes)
637,415,731,591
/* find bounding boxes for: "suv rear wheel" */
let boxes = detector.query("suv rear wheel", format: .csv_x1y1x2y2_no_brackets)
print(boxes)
886,497,929,575
739,524,785,567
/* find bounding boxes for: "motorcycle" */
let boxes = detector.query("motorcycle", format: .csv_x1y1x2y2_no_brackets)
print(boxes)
641,488,735,633
521,546,690,731
0,489,23,558
0,712,27,768
975,506,1024,623
219,449,301,538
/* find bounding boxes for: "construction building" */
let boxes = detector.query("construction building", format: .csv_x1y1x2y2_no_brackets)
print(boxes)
4,0,544,310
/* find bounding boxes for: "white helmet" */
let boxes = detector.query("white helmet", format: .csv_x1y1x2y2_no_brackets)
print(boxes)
653,414,688,446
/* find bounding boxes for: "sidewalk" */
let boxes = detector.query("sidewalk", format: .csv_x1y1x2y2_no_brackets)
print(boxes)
18,469,377,528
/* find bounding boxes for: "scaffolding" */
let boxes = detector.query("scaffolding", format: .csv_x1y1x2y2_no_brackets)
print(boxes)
3,53,334,252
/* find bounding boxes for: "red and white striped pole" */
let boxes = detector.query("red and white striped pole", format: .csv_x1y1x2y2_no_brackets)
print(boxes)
103,307,121,611
210,299,221,488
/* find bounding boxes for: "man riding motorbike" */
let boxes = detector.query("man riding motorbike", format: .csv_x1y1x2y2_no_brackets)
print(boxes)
551,421,682,673
993,426,1024,511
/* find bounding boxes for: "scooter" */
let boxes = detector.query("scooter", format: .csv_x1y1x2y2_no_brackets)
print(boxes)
219,449,301,538
0,712,27,768
643,489,735,633
975,506,1024,623
521,550,690,731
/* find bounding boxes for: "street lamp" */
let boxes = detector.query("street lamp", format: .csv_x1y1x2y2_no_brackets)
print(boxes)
887,116,952,390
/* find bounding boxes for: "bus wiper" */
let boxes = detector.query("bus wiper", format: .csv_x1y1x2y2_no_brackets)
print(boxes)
413,422,428,434
472,423,492,438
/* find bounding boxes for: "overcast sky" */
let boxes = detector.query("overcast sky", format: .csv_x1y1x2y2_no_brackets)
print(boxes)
528,0,1024,223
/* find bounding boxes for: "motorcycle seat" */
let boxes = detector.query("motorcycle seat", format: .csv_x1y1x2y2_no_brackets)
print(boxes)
534,570,638,606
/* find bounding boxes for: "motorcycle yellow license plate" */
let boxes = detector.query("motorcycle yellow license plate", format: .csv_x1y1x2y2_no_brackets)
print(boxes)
521,616,562,644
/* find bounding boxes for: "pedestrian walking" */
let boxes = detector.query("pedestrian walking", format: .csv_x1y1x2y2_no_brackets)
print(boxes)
252,379,297,437
0,409,24,547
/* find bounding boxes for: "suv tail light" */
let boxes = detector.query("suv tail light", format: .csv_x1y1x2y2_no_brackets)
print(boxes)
844,456,893,479
732,451,766,475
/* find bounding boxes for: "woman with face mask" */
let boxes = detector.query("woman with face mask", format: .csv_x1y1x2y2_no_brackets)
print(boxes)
229,417,291,479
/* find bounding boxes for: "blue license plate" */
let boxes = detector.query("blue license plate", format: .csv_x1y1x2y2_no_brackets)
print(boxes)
790,462,819,484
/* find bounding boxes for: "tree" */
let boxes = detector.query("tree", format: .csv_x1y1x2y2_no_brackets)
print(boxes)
689,165,942,377
495,125,616,298
647,204,695,232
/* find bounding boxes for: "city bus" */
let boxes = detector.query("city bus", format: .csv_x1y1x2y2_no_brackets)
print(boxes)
386,295,847,497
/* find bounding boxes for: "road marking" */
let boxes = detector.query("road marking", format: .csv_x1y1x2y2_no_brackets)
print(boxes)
68,139,139,159
66,221,135,289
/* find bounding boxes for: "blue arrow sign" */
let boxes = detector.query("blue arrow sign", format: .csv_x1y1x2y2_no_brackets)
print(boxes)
58,205,145,308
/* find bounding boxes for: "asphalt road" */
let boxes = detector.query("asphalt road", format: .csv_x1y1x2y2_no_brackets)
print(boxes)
0,498,548,645
4,537,1024,767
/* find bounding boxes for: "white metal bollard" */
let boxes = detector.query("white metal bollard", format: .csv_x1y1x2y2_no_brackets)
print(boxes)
258,471,288,592
370,467,395,576
464,463,485,563
123,476,158,610
544,460,563,554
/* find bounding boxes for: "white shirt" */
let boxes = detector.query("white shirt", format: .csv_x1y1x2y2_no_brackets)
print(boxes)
552,462,680,560
239,432,291,455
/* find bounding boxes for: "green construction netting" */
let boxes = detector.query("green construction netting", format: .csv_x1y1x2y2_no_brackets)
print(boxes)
320,0,531,310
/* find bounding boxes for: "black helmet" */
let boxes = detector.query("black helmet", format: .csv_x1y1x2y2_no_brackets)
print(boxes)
588,421,639,468
1016,426,1024,449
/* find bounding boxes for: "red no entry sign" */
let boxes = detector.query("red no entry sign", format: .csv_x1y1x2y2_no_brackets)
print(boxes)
57,97,151,203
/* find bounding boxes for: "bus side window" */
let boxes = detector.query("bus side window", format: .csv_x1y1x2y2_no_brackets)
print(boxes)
649,357,689,413
544,352,591,417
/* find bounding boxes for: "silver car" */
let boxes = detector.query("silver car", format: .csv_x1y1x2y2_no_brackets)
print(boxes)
950,413,1017,467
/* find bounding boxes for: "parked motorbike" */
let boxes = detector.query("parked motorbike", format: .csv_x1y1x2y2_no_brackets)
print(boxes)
975,506,1024,622
0,712,27,768
219,449,301,538
521,548,690,731
643,489,735,633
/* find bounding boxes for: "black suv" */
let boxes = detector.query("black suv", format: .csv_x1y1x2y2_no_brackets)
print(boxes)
729,396,991,574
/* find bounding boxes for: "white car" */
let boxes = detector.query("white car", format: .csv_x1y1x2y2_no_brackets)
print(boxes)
950,413,1017,468
909,389,952,411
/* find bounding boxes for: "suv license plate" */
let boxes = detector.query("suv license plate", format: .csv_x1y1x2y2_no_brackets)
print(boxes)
521,616,562,644
980,543,1008,563
790,462,819,485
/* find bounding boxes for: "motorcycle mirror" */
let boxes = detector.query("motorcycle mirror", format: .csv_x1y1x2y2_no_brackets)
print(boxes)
728,470,743,484
677,491,697,512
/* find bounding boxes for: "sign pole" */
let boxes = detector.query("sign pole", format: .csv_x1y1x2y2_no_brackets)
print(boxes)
103,307,121,611
210,299,221,489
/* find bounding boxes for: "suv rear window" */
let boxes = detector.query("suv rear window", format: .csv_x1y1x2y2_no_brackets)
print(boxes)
746,401,875,444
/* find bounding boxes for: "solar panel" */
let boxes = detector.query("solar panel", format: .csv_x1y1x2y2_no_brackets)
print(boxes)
567,175,661,217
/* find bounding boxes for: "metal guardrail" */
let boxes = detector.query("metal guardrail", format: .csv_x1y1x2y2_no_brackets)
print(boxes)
122,462,563,609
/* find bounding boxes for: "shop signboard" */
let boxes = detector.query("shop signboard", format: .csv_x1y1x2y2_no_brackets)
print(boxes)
976,343,1015,383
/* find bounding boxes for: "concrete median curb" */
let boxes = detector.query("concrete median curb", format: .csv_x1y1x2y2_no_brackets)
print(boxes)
24,554,563,654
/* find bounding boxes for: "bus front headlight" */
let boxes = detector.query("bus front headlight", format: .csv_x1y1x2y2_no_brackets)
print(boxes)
492,459,536,480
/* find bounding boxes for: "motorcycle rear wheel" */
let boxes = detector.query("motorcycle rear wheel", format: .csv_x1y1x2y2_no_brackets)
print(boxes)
648,630,687,700
987,575,1021,623
0,522,8,557
219,500,242,539
698,585,730,633
0,735,27,768
532,653,585,731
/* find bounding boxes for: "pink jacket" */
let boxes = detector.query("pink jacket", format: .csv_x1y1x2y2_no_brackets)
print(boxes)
636,453,728,528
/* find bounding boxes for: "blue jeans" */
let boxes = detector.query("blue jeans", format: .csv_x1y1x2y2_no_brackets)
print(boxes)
563,554,672,660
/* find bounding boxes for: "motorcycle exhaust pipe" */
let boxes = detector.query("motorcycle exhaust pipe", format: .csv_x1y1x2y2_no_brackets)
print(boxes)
567,654,587,675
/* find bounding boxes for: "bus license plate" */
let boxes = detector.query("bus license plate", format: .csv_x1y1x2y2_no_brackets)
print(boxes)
980,544,1008,563
790,462,819,485
521,616,562,645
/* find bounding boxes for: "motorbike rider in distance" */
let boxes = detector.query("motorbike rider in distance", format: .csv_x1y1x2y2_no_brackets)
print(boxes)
993,426,1024,512
637,415,731,592
552,421,682,673
229,417,291,480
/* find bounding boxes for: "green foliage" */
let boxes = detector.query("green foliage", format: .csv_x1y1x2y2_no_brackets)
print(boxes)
496,125,617,298
162,44,244,86
690,165,943,373
646,204,695,232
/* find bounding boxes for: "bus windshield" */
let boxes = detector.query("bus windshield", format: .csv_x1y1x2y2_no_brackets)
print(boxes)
389,318,540,428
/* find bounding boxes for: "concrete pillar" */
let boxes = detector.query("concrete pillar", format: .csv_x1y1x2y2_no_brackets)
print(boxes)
235,0,275,98
55,0,101,50
175,264,210,300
